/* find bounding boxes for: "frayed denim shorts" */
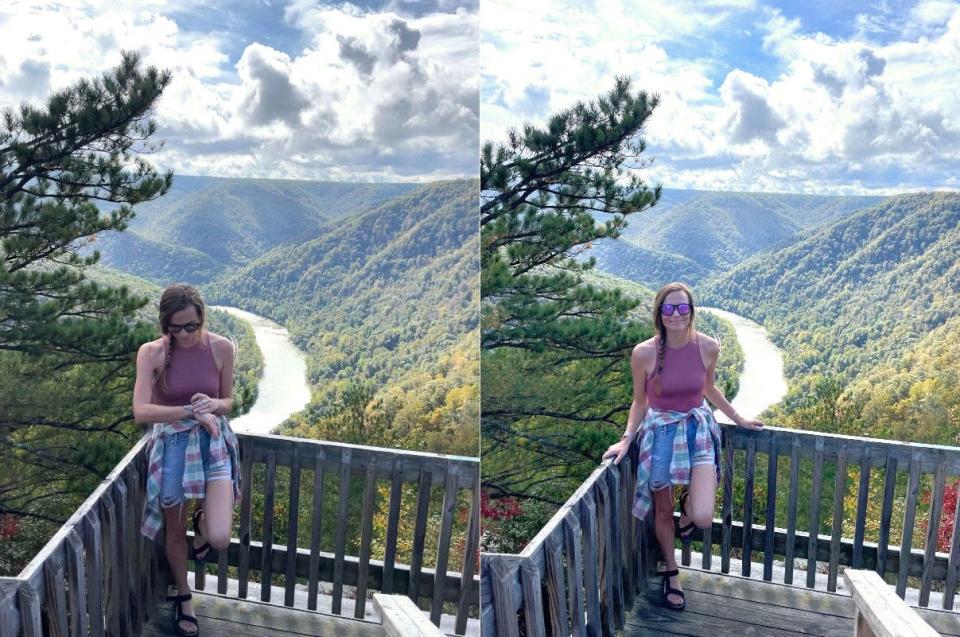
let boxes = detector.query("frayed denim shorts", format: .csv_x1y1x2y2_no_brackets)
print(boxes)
160,428,232,508
648,415,713,491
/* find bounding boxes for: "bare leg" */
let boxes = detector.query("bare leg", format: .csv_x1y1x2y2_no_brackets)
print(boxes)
163,504,197,635
651,485,683,606
678,464,718,531
196,479,235,552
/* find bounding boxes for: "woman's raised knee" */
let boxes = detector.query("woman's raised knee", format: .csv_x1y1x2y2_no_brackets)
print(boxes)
692,511,713,529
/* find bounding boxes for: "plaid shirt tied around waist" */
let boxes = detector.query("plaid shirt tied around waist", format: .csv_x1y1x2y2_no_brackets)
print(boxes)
140,416,241,540
631,401,721,520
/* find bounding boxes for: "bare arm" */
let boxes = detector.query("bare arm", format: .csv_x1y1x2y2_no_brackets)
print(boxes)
191,336,236,416
602,343,652,463
702,339,763,430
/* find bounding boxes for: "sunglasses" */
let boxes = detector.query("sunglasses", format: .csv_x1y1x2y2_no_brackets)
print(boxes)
168,321,201,334
660,303,692,316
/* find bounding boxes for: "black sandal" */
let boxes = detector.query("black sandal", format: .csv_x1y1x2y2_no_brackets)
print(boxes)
168,592,200,636
657,569,686,611
676,490,696,544
190,508,214,563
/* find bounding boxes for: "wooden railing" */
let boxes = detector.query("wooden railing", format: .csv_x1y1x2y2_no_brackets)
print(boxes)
481,423,960,636
0,431,480,636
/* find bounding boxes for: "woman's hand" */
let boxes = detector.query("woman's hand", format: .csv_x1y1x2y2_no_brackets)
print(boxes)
734,416,764,430
197,412,221,438
602,437,632,465
191,393,218,416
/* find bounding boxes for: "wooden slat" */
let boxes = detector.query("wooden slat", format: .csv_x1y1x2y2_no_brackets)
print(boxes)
853,447,872,569
260,449,278,603
0,580,21,637
763,433,779,581
544,532,569,636
605,467,625,628
382,456,404,596
455,482,480,635
806,437,825,588
827,443,847,592
618,459,635,608
844,569,940,637
17,580,41,637
580,491,602,635
84,514,105,637
284,445,302,608
355,457,378,620
100,491,121,636
784,435,801,585
332,448,353,615
408,465,432,605
564,511,587,637
430,466,458,626
113,480,132,635
236,439,255,599
519,557,546,637
595,476,614,634
920,457,947,606
878,452,898,577
897,450,922,598
721,426,735,574
307,448,327,611
43,548,69,637
122,468,144,634
488,558,520,637
65,529,88,637
742,438,757,577
944,474,960,609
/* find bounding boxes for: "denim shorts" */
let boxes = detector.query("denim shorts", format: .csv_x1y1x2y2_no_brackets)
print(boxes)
648,415,713,490
160,428,232,508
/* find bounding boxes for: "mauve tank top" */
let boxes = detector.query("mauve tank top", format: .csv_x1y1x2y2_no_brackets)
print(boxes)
152,335,221,406
645,335,707,412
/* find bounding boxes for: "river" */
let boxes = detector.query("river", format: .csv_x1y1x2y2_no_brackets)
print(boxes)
211,306,311,435
700,307,788,422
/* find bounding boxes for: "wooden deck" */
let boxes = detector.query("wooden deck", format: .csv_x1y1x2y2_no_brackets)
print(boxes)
627,568,960,637
142,591,383,636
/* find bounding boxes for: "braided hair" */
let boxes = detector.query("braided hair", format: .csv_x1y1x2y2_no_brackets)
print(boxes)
157,283,206,391
651,282,696,396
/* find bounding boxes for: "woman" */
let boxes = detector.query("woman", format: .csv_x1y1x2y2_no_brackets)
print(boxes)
134,284,241,637
602,282,762,611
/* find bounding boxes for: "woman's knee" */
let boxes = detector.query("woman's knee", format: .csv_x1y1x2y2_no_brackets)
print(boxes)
205,526,231,551
691,508,713,529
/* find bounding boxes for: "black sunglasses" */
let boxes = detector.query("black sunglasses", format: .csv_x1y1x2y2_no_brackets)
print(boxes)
168,321,201,334
660,303,692,316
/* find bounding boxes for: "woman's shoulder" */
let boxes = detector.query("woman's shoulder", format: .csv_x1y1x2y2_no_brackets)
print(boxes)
696,331,721,356
138,337,165,357
206,332,236,356
632,337,658,361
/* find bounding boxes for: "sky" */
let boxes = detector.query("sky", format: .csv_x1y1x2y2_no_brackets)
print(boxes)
0,0,479,182
481,0,960,195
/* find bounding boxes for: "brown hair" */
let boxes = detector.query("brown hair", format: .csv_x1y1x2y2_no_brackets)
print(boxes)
651,281,696,395
158,283,206,390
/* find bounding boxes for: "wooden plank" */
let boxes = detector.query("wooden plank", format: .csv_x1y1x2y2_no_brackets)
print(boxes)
409,465,432,605
122,467,144,634
844,569,940,637
742,438,757,577
605,466,625,628
455,482,480,635
944,472,960,610
806,437,825,588
920,457,947,606
564,511,587,637
595,476,614,634
332,448,354,615
897,450,922,598
828,443,848,592
763,433,778,582
878,452,898,578
100,491,121,636
236,438,255,599
375,594,445,637
488,557,520,637
618,458,635,608
580,491,602,635
721,426,735,574
544,532,569,636
17,580,42,637
520,557,547,637
113,479,133,635
382,456,404,596
853,447,872,569
65,529,88,637
307,447,327,611
260,449,278,603
355,457,379,620
84,514,105,637
430,466,458,626
284,445,302,608
784,435,801,585
42,547,69,637
0,580,21,637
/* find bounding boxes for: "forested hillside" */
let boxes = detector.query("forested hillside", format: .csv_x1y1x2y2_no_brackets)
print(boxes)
700,192,960,445
595,190,882,287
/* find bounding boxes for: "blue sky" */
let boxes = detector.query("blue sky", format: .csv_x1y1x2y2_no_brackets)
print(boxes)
481,0,960,194
0,1,479,182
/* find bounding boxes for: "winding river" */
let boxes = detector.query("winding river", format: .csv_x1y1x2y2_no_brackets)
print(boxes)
700,307,788,422
211,306,311,435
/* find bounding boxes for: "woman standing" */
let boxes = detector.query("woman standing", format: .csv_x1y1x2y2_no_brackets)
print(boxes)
134,284,241,637
603,282,762,611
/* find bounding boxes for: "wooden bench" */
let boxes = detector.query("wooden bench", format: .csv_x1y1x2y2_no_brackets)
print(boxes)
844,570,940,637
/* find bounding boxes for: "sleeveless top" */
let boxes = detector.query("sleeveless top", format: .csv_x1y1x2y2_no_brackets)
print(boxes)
644,334,707,412
152,335,221,406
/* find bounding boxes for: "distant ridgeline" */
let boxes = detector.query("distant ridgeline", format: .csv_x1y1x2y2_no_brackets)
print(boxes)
591,189,883,288
697,192,960,445
96,176,480,456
